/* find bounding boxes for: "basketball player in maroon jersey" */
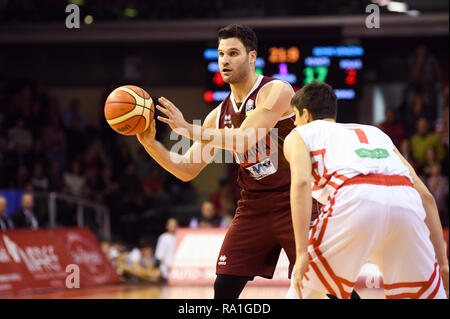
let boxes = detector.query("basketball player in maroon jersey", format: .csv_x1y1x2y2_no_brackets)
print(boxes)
137,24,319,299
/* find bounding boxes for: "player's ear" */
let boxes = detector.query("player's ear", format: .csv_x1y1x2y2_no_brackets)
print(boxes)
302,108,313,123
249,50,257,65
307,110,314,123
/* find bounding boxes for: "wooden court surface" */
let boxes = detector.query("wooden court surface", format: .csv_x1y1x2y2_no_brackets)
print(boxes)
1,284,385,299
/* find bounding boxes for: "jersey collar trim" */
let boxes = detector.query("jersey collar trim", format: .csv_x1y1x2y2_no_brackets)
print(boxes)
230,75,264,114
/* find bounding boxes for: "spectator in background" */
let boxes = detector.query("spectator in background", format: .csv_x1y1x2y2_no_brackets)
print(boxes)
115,245,136,281
0,113,6,137
96,166,119,204
127,240,161,282
410,44,442,120
7,118,33,151
434,104,449,173
117,163,143,243
45,143,68,173
47,160,64,192
0,196,14,231
190,201,221,228
427,162,449,227
399,138,419,173
0,137,7,188
134,147,152,181
100,239,112,259
422,146,438,177
112,141,133,179
12,165,29,190
5,85,33,125
119,163,142,196
42,114,67,153
11,193,39,230
83,166,99,200
403,87,431,138
30,138,47,166
140,173,170,218
66,115,87,163
28,100,46,137
210,177,236,219
63,98,87,132
410,117,445,169
96,166,121,235
4,140,32,180
30,162,49,192
81,138,108,173
377,108,405,148
155,217,178,281
64,160,85,197
108,240,125,270
141,166,165,194
140,242,161,281
436,104,449,144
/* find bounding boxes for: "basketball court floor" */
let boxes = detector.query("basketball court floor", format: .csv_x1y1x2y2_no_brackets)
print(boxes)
2,284,384,299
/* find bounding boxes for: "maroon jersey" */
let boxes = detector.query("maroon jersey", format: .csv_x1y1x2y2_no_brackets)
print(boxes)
216,75,295,195
215,76,321,278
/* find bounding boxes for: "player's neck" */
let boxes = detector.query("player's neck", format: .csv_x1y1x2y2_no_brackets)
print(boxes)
230,72,259,103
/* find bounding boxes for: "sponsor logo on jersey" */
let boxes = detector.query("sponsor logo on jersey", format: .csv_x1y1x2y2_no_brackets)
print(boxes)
355,148,389,159
245,99,255,115
224,114,233,128
218,255,227,266
245,158,277,180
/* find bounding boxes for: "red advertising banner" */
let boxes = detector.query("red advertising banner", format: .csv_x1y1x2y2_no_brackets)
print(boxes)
0,227,120,295
168,228,384,290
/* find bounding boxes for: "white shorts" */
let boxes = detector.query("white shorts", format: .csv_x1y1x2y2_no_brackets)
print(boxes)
291,174,446,299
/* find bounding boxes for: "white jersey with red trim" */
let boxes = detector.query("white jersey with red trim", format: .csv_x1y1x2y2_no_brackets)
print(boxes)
294,120,412,204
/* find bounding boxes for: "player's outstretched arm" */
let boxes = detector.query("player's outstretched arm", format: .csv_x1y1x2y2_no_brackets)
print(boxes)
394,148,449,296
284,130,313,298
136,107,218,182
156,81,294,153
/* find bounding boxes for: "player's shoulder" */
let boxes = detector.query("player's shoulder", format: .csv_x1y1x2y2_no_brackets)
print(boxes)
256,77,294,110
295,120,335,142
260,77,293,94
284,128,301,157
285,128,302,146
352,122,389,136
300,119,332,131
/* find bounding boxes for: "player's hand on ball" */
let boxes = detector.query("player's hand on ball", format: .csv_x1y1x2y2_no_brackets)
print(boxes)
137,119,156,146
440,264,449,298
156,97,188,136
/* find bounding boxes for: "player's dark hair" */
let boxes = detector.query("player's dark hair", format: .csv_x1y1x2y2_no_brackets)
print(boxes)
218,24,258,53
291,81,338,120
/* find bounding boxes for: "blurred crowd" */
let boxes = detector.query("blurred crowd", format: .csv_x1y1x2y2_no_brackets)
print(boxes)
377,45,449,227
0,79,238,246
100,212,232,283
100,218,178,284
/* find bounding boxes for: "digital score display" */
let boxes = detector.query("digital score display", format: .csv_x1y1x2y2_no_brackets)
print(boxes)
203,44,364,105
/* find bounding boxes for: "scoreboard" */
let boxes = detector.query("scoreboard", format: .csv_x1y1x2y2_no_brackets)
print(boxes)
203,43,364,107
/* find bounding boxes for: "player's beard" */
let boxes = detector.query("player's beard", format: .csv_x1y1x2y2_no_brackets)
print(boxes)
222,59,251,84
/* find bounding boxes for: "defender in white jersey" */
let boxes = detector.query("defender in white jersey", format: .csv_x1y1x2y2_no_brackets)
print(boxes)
284,81,449,299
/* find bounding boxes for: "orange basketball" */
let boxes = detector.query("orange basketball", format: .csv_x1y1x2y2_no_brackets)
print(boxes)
104,85,154,135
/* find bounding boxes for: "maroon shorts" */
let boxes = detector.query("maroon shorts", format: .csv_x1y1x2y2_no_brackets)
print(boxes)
216,191,296,279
